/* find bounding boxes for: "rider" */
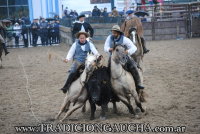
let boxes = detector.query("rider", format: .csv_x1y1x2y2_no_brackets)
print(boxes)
121,10,150,54
0,21,9,55
104,25,144,90
60,31,100,94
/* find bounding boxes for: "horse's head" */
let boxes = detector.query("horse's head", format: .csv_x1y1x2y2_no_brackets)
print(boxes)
129,27,137,44
112,45,127,66
85,53,99,74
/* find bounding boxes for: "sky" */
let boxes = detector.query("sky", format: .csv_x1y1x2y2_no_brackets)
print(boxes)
60,0,112,13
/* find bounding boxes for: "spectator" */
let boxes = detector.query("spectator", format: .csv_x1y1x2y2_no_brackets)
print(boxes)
74,10,78,18
148,0,154,6
131,0,137,11
55,20,60,43
141,0,146,10
101,8,108,17
64,7,70,17
21,21,29,47
54,15,60,21
30,19,39,46
137,0,142,10
110,7,119,17
13,23,21,47
92,6,101,17
69,10,78,19
39,18,48,46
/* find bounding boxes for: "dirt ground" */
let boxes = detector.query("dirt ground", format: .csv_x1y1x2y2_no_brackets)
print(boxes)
0,39,200,134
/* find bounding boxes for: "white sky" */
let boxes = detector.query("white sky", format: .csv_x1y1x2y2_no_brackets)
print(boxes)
60,0,112,13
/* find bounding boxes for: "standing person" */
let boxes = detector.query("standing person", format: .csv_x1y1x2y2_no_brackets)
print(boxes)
92,6,101,17
74,10,78,18
0,21,9,55
136,0,142,10
13,23,21,48
39,18,48,46
121,10,150,54
47,21,53,45
72,14,94,42
21,21,29,47
30,19,39,47
104,25,144,90
54,20,60,43
110,7,119,17
64,7,70,18
101,8,109,17
60,31,100,93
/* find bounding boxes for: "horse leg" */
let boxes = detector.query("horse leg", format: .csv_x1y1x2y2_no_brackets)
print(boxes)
133,92,145,113
81,103,86,113
55,97,70,120
117,95,135,115
60,102,84,122
89,99,96,120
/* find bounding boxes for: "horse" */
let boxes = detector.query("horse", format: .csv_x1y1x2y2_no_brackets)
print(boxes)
55,53,99,122
110,45,145,117
129,27,146,102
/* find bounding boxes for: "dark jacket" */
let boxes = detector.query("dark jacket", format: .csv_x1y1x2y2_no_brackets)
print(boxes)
92,9,101,17
30,22,39,34
72,22,94,38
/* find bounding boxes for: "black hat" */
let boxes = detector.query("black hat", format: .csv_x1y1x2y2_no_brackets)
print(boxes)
78,14,85,19
112,7,116,10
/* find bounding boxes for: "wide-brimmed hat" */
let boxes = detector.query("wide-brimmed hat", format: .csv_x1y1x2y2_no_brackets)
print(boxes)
111,25,123,34
76,31,89,38
126,10,134,15
77,14,85,19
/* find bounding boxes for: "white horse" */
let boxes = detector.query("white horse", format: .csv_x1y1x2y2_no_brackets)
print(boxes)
110,45,145,117
55,53,99,122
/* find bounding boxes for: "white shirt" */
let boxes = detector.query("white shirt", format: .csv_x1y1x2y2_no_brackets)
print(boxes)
104,35,137,55
66,41,99,61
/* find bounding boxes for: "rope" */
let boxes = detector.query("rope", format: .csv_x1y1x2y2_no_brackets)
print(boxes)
18,55,40,123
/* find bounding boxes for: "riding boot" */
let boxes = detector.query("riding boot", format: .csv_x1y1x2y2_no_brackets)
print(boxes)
126,56,144,90
60,72,77,94
141,37,150,54
2,43,9,56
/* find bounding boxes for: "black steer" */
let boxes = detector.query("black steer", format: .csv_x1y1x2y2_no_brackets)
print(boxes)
86,66,118,120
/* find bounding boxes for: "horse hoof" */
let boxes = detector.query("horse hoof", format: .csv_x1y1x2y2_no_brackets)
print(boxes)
132,114,142,119
100,116,106,120
59,120,64,123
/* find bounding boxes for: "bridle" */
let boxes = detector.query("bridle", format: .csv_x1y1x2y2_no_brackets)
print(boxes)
111,61,125,80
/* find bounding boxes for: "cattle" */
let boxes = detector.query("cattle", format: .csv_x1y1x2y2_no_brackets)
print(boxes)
86,66,119,120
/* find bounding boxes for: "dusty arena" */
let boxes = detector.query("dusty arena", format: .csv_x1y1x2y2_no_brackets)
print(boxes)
0,39,200,134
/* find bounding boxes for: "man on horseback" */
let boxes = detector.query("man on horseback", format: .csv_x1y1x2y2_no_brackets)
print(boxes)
104,25,144,90
121,10,149,54
60,31,100,94
0,21,9,56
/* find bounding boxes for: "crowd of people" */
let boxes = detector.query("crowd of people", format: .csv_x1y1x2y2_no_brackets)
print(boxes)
1,16,60,48
30,17,60,47
63,0,163,19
